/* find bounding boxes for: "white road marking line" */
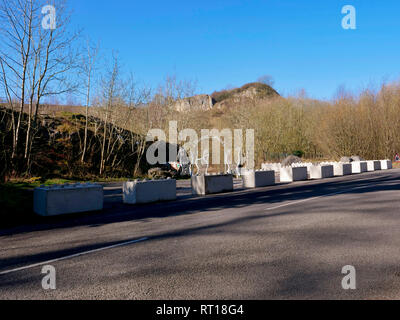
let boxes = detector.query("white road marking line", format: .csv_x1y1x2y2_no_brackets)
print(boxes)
0,237,149,276
1,174,396,276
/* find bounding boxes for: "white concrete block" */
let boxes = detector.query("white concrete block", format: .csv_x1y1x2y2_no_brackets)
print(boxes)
191,174,234,195
309,165,334,179
332,163,352,176
380,160,392,170
280,167,308,182
351,161,368,174
123,179,177,204
242,170,275,188
34,183,103,216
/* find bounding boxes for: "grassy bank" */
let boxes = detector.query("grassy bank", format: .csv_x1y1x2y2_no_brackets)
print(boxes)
0,177,134,230
0,178,78,229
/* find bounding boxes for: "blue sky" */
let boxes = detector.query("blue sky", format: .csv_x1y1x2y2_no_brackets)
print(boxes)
69,0,400,100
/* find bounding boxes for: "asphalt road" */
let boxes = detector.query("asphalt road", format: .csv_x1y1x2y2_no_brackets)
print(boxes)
1,169,400,299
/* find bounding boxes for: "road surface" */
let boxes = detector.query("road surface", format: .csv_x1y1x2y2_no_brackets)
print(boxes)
1,169,400,299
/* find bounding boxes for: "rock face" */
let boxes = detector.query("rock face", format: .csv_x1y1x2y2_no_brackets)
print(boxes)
173,82,279,113
173,95,215,112
281,155,302,167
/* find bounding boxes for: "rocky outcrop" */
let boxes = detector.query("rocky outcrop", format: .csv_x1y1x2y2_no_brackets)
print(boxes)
212,83,279,103
173,83,279,113
173,94,215,112
212,82,280,110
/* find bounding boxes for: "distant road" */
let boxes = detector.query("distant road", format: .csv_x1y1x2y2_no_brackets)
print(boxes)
1,169,400,299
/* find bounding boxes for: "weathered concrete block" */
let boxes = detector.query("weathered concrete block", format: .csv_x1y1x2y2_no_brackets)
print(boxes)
380,160,392,170
34,183,103,216
191,174,234,195
351,161,368,174
309,165,334,179
280,167,308,182
123,179,176,204
332,163,352,176
242,170,275,188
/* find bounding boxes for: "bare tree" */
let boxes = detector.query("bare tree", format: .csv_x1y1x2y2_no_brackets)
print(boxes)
80,39,99,163
0,0,80,173
99,53,121,175
0,0,35,159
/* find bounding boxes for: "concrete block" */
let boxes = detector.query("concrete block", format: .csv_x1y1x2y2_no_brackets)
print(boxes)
380,160,392,170
123,179,176,204
34,183,103,216
191,174,234,195
242,170,275,188
366,160,381,171
309,165,334,179
332,163,352,176
373,160,381,170
351,161,368,174
280,167,308,182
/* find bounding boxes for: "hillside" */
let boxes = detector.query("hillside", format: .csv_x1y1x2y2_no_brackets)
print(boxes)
211,82,279,104
172,82,279,112
0,107,152,181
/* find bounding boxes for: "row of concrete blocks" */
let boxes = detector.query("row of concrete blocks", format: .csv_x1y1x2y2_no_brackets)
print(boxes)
34,176,236,216
191,159,393,192
262,159,392,170
34,160,392,216
280,160,392,182
34,179,178,217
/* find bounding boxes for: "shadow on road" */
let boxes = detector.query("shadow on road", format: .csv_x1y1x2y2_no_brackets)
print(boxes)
1,171,399,239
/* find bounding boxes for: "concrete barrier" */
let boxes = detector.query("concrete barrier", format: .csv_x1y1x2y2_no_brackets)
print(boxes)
309,165,334,179
123,179,176,204
34,183,103,216
351,161,368,174
280,167,308,182
191,174,234,195
332,163,352,176
373,160,382,170
242,170,275,188
366,160,381,171
381,160,392,170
